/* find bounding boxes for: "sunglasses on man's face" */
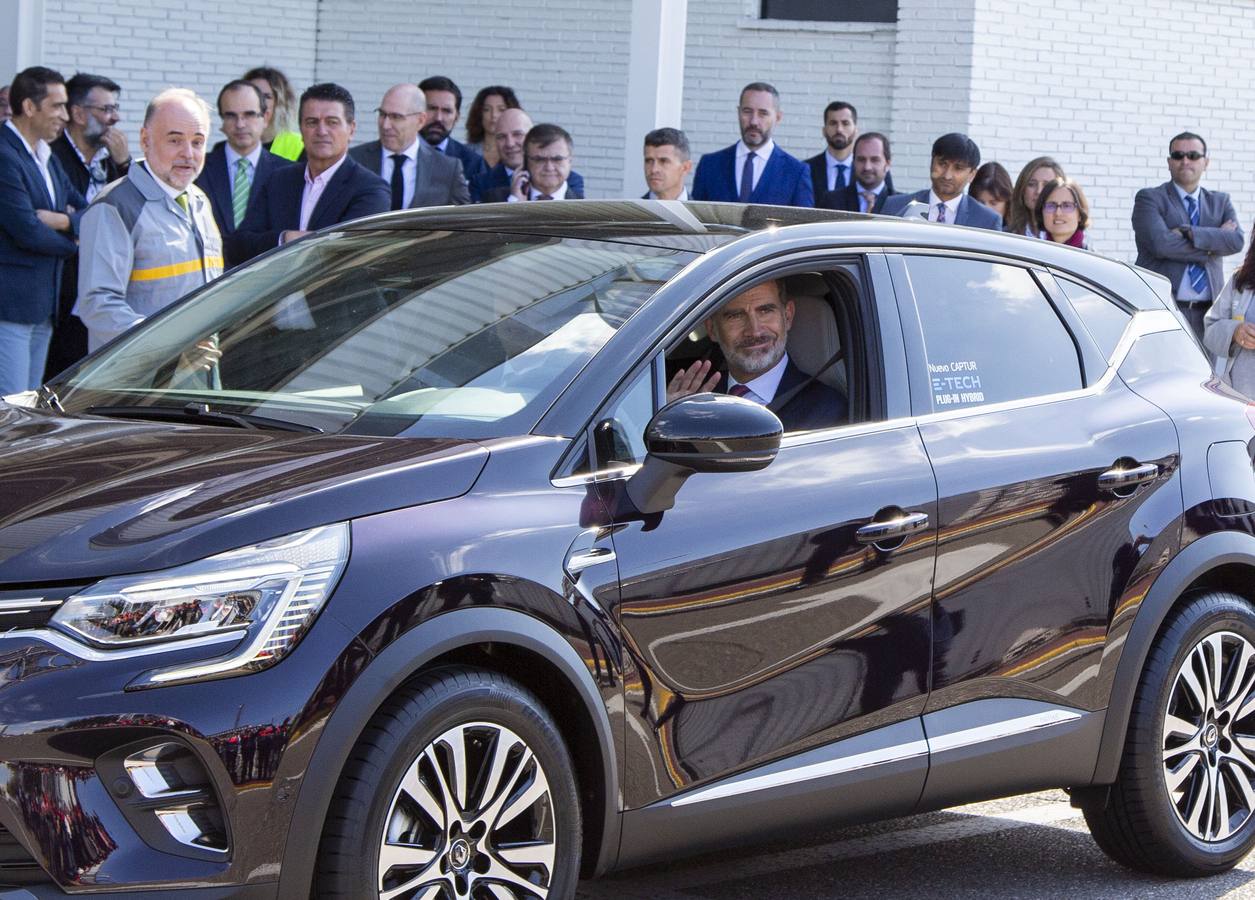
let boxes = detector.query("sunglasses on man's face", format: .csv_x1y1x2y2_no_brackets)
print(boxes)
1169,150,1205,161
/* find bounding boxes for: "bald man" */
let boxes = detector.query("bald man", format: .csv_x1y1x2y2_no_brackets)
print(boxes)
472,108,587,202
75,88,223,351
349,83,469,209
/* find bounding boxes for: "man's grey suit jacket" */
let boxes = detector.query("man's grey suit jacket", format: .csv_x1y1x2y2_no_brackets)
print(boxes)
1132,181,1243,300
348,140,470,208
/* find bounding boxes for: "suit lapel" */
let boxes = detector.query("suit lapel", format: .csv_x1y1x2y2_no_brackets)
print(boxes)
750,146,783,202
3,127,54,207
309,157,356,229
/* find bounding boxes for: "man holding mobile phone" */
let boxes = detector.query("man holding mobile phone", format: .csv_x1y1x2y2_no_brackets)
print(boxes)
508,123,581,201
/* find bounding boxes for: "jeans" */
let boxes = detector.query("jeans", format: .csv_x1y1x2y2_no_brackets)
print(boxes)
0,318,54,395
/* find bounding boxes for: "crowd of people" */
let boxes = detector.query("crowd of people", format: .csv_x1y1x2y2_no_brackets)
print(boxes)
0,66,1248,399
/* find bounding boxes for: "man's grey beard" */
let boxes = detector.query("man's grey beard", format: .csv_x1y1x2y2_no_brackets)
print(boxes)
724,336,786,380
83,116,108,147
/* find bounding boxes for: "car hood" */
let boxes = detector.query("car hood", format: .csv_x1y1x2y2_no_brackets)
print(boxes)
0,406,489,583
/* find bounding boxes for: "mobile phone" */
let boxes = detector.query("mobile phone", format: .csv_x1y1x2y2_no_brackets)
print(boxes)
517,170,530,196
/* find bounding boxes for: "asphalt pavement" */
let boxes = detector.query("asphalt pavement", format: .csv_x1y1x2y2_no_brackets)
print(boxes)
577,790,1255,899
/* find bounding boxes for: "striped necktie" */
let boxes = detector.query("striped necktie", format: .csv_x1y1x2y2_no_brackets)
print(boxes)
232,157,252,227
1184,195,1209,295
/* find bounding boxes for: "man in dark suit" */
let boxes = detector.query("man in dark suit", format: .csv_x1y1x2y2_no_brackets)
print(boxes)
665,279,845,432
641,127,691,200
833,132,895,214
882,133,1001,230
46,72,132,378
804,101,895,211
197,81,287,262
496,123,583,202
418,76,486,184
691,81,813,208
349,83,469,210
0,66,86,394
231,83,390,264
472,108,586,202
1132,131,1243,340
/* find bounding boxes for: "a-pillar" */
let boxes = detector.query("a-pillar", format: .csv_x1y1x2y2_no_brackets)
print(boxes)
620,0,687,198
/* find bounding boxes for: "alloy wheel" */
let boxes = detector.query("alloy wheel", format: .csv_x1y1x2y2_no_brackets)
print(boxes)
377,721,558,899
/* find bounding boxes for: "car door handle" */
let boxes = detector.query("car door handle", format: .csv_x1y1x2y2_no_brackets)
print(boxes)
855,512,930,544
565,546,616,574
1098,462,1159,493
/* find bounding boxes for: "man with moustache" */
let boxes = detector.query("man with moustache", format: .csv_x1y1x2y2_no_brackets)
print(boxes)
0,66,87,392
348,82,469,210
691,81,813,207
835,132,895,214
641,127,692,200
196,80,286,259
75,89,223,352
665,279,845,432
807,101,873,210
418,75,486,183
882,132,1001,230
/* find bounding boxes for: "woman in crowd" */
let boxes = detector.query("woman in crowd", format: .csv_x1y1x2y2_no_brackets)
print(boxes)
970,162,1011,221
1034,176,1091,249
1007,156,1066,237
243,65,303,161
1205,228,1255,397
465,85,520,170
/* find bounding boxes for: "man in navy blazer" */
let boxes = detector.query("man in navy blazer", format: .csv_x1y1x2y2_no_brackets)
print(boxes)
881,133,1002,230
418,76,487,184
470,108,585,202
197,80,288,255
0,66,87,393
691,82,813,208
830,132,896,214
231,83,389,265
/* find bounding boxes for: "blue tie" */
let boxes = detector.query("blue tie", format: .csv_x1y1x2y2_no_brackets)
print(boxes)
834,163,848,190
739,151,756,203
1184,195,1209,296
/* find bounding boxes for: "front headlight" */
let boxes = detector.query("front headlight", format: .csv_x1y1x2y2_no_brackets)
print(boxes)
51,523,349,684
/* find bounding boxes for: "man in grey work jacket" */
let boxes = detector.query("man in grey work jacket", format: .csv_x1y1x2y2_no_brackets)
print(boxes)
75,88,222,352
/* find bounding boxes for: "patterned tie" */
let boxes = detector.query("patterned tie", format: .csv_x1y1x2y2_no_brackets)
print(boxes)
835,163,848,190
738,151,756,203
936,201,947,223
175,192,189,214
537,193,553,200
389,153,406,210
231,157,251,227
862,190,876,213
1184,195,1210,295
728,384,752,398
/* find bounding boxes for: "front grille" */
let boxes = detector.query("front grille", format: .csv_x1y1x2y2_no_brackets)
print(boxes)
0,821,49,885
0,584,84,631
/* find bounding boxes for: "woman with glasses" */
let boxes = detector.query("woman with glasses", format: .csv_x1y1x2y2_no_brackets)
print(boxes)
1034,176,1091,249
1204,225,1255,397
465,86,519,170
1007,156,1066,237
243,66,303,162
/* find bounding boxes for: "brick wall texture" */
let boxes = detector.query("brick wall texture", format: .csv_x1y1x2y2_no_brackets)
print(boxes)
33,0,1255,266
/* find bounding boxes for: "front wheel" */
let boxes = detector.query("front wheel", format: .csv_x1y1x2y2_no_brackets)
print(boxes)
1084,590,1255,875
317,666,582,899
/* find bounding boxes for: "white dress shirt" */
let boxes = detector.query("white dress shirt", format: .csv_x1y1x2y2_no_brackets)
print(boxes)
299,154,348,230
225,143,263,197
825,149,852,193
928,190,962,224
6,120,57,205
647,188,689,201
735,139,775,197
380,139,420,207
727,352,789,406
507,182,571,202
1173,182,1210,300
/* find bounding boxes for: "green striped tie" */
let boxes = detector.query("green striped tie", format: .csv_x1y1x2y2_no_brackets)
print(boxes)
232,157,251,227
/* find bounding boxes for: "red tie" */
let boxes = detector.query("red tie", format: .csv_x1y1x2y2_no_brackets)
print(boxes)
728,384,751,398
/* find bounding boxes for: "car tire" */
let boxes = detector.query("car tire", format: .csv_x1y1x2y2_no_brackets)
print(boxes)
316,665,582,899
1084,590,1255,876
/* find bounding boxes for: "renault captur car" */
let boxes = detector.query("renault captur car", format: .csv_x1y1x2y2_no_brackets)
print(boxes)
3,200,1255,898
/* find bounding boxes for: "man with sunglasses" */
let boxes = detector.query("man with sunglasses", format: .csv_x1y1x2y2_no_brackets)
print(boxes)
1133,132,1243,339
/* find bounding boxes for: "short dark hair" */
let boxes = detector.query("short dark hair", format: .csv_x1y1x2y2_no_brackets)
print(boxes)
740,82,780,105
823,101,857,122
1034,175,1090,233
525,123,573,155
65,73,121,108
217,79,266,116
931,132,980,169
970,161,1012,204
465,85,520,144
854,131,890,161
1169,131,1207,156
9,66,65,117
644,127,690,161
299,82,355,123
419,76,462,111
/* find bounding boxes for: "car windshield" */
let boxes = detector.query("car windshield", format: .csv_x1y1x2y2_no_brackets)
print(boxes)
53,230,694,437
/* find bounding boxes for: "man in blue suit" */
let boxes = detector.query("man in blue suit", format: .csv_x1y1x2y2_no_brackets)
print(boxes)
691,81,813,208
419,76,487,184
197,80,288,262
881,133,1002,230
231,83,389,264
0,66,87,393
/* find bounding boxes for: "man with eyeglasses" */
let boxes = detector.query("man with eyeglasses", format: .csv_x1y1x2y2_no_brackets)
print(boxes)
196,81,287,262
1133,131,1243,340
505,124,582,202
348,83,469,210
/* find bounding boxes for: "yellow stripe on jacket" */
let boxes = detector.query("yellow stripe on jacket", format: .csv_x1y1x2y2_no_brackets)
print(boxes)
129,257,225,282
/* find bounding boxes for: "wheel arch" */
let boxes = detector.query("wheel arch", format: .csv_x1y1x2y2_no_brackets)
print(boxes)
277,605,621,897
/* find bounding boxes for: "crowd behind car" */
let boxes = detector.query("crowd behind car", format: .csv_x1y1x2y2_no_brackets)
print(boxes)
0,65,1250,401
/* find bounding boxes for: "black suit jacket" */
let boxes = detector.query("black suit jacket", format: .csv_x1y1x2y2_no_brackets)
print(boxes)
348,140,470,208
806,151,896,211
718,358,847,432
479,183,585,204
49,134,129,197
230,155,390,263
196,143,289,238
832,183,896,214
472,162,588,203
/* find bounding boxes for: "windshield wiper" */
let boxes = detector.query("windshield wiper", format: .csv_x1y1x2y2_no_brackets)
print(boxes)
85,402,323,433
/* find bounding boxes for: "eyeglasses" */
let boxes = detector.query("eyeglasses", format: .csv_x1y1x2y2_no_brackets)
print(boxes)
528,155,570,166
376,109,420,124
1043,201,1077,214
80,103,120,116
1169,150,1205,161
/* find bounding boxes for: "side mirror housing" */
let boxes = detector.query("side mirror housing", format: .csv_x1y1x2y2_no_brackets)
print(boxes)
626,393,782,514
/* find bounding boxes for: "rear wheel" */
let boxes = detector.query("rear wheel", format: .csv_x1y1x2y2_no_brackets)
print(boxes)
1084,591,1255,875
317,666,581,899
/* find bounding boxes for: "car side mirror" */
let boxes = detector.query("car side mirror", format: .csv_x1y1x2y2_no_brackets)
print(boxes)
625,393,782,514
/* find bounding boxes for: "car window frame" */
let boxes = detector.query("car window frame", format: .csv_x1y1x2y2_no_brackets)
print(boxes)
1046,269,1137,368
